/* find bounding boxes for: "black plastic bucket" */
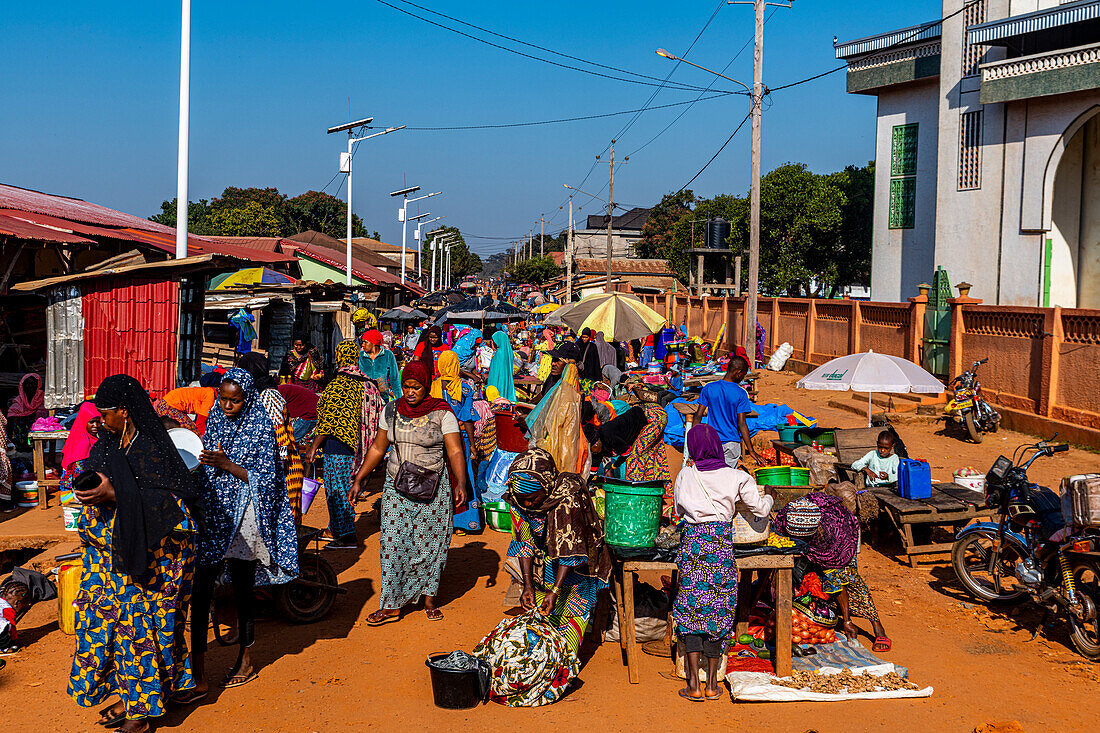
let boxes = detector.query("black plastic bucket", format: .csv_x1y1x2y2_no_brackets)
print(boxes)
426,654,485,709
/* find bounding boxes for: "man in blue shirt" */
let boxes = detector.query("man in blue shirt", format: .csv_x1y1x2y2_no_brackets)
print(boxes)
694,355,763,467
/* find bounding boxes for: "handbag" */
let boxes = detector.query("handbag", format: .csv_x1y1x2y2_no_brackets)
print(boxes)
392,416,441,503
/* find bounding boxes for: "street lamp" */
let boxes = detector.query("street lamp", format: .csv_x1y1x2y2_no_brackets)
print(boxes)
654,48,751,91
414,215,443,283
390,187,442,283
327,118,405,285
431,233,457,291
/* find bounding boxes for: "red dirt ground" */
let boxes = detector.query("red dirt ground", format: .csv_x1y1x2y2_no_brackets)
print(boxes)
5,370,1099,731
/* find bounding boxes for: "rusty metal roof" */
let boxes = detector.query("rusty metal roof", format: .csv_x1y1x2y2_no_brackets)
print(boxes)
11,253,252,292
0,213,94,244
0,182,178,233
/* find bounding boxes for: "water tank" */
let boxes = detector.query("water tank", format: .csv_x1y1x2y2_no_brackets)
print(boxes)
704,217,730,249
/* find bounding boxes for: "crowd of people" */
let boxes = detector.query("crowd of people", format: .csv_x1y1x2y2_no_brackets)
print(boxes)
20,297,897,724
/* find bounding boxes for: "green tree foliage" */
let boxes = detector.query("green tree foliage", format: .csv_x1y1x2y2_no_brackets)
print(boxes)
636,189,695,259
637,162,873,297
505,256,561,285
150,186,374,239
425,226,483,281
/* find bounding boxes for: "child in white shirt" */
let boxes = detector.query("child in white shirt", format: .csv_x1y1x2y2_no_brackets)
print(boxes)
851,431,900,487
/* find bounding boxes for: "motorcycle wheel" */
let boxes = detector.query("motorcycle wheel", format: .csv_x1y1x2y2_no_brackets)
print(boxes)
951,531,1027,603
965,411,983,443
276,553,338,624
1068,558,1100,660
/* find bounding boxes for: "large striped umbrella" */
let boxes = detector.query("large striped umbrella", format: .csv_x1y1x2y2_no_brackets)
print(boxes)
209,267,295,290
553,292,666,342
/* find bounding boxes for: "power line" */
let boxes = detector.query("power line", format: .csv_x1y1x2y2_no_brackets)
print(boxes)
675,109,752,194
372,0,734,93
366,92,738,132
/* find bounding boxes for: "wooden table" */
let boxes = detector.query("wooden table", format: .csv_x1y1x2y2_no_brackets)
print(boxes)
870,482,995,566
611,553,795,683
29,430,68,509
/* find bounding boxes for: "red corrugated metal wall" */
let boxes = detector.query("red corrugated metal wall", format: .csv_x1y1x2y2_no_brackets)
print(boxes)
83,278,180,398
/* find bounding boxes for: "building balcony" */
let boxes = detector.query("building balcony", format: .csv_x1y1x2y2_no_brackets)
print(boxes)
979,41,1100,104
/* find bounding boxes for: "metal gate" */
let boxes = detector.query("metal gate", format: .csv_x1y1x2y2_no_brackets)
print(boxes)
922,266,951,378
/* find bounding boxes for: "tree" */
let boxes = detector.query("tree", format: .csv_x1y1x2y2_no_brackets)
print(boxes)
148,197,215,234
207,200,284,237
667,194,745,280
505,256,561,285
827,162,874,292
285,190,369,239
636,189,695,259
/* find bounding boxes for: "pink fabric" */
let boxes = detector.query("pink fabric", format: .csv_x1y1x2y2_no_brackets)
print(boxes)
62,402,100,472
8,374,44,418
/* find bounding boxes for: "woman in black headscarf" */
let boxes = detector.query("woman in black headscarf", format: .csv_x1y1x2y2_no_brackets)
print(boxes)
68,375,200,733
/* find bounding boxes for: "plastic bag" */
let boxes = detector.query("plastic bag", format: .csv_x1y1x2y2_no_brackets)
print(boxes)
767,342,793,371
527,364,588,474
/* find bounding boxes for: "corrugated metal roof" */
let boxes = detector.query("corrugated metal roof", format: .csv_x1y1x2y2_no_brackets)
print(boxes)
202,235,289,253
573,258,675,275
45,286,84,409
289,230,402,269
119,228,293,263
82,278,180,398
834,21,942,59
0,182,178,233
0,213,94,244
968,0,1100,44
294,243,424,293
11,253,250,292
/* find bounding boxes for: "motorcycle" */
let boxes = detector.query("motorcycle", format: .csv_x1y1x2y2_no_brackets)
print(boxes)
951,439,1100,659
944,358,1000,443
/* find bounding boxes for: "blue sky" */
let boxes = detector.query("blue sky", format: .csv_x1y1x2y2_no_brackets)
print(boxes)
1,1,940,257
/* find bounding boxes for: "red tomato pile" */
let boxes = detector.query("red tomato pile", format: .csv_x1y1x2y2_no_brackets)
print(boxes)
763,609,838,645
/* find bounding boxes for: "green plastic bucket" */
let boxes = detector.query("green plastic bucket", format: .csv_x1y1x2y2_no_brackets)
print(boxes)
788,467,810,486
484,501,512,533
601,479,664,548
776,425,800,442
755,466,791,485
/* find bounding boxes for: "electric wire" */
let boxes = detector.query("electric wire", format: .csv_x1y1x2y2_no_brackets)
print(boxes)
372,0,734,93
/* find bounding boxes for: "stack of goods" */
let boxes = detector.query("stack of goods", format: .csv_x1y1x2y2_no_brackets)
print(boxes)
774,669,917,694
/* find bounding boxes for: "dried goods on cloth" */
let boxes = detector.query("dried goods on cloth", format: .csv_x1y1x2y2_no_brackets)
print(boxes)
472,611,580,707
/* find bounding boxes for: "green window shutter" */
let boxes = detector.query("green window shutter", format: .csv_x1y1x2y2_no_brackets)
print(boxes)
891,124,919,177
889,178,916,229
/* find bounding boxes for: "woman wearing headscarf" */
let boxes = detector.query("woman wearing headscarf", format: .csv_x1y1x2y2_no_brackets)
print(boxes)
672,425,772,702
6,373,46,449
280,334,325,393
504,448,610,653
189,367,298,696
68,375,201,733
358,329,402,401
238,352,305,524
432,351,480,531
161,385,217,434
576,329,603,391
487,330,517,403
413,325,446,378
348,362,468,625
450,327,482,372
59,402,101,497
775,493,890,652
307,341,384,548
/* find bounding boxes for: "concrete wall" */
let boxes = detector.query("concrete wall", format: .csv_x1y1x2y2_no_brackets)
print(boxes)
871,79,941,302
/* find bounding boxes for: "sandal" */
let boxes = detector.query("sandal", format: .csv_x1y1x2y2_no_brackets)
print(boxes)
425,608,443,621
678,687,705,703
873,636,892,653
365,610,400,627
705,688,724,701
170,688,208,705
98,702,126,728
222,668,258,689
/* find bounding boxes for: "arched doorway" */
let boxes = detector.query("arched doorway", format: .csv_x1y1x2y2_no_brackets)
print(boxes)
1049,110,1100,308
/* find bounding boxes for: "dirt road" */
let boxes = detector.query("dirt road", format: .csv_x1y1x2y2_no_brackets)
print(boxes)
6,371,1099,731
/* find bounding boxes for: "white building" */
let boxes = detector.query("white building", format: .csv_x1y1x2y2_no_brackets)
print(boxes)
835,0,1100,306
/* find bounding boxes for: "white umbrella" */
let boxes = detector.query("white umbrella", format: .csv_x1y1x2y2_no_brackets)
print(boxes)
796,350,944,426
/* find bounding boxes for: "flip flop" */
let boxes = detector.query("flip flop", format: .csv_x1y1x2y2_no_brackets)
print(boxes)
705,688,724,701
170,689,208,706
98,712,126,729
222,669,258,689
425,608,444,621
365,611,400,627
873,636,892,653
678,688,705,703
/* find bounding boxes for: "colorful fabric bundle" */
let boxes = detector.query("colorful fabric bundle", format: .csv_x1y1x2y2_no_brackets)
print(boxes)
473,611,579,707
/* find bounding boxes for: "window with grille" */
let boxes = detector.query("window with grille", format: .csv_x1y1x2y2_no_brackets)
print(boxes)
891,124,919,176
962,0,987,76
958,109,983,190
889,123,917,229
889,178,916,229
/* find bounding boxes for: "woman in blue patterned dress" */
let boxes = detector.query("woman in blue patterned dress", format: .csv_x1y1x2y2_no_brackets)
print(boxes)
672,424,773,702
505,448,611,653
68,375,201,733
187,368,298,696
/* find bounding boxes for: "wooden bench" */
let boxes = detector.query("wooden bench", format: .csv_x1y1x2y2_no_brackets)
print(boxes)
870,482,995,566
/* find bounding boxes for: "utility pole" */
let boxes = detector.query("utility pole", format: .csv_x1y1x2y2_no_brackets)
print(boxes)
747,0,764,360
567,197,575,303
605,140,615,292
539,216,546,258
175,0,191,259
430,236,438,291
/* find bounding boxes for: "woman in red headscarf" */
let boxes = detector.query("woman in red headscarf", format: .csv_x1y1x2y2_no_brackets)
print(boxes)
412,326,447,378
349,362,468,625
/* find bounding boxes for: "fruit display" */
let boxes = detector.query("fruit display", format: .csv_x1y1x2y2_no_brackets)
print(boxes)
763,608,838,645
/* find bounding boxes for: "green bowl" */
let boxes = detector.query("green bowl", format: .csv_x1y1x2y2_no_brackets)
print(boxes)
484,501,512,533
